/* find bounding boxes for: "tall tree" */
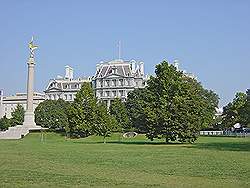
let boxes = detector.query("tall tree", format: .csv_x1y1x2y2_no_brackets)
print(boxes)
93,102,117,143
11,104,25,126
110,98,130,132
35,99,70,131
127,61,219,143
126,88,154,133
66,82,97,138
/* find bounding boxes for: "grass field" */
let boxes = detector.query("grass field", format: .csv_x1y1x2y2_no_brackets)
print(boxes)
0,133,249,188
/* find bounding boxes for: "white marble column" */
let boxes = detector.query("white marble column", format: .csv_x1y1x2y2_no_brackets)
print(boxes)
23,57,36,127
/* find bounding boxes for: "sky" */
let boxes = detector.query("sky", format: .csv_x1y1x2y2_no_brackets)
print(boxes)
0,0,249,106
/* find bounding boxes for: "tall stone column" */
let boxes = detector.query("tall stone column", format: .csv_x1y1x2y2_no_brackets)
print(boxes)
23,57,36,128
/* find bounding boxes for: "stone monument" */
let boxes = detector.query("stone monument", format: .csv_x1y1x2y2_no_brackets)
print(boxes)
0,37,43,139
22,37,40,129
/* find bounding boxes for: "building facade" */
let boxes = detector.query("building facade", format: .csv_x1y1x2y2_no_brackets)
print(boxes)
44,66,92,101
0,92,45,119
92,59,148,107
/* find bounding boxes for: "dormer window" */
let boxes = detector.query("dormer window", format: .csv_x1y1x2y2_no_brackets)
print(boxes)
112,66,117,74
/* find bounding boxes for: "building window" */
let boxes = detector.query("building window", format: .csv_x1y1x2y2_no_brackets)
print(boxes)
112,80,117,86
112,91,116,97
106,80,110,87
64,94,67,100
63,84,69,89
127,79,130,86
69,94,72,100
119,90,124,96
106,91,110,97
119,79,123,86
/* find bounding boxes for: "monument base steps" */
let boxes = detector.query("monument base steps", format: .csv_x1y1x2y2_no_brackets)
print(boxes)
0,125,44,139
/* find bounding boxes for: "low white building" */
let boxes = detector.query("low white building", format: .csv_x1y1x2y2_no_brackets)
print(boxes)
44,66,92,101
0,92,45,119
92,59,148,107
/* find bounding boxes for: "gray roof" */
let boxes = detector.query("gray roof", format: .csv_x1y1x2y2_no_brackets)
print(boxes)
95,59,142,78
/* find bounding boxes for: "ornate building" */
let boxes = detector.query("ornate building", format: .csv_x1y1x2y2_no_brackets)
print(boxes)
92,59,148,107
44,66,92,101
0,92,45,119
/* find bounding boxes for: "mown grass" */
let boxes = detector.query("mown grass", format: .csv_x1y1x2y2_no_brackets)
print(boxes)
0,133,249,188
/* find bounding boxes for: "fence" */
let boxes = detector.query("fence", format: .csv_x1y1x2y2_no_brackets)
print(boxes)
200,130,250,137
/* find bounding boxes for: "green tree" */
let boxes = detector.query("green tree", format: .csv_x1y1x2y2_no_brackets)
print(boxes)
126,88,153,133
128,61,218,143
110,98,130,132
239,100,250,127
66,82,97,138
0,115,12,131
11,104,25,126
35,99,70,131
93,102,117,143
222,92,248,128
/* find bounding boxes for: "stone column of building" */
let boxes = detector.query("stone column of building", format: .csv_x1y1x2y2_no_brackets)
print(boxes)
23,57,36,128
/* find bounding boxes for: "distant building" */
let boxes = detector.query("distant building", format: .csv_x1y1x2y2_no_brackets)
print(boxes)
92,59,148,107
0,92,45,119
44,66,92,101
247,89,250,98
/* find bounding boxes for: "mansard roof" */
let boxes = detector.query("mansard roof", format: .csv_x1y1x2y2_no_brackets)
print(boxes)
95,59,143,79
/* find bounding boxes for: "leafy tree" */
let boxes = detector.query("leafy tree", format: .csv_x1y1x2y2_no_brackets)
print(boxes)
66,82,97,138
0,115,12,131
126,88,154,133
222,92,248,128
127,61,218,143
110,98,130,132
93,102,117,143
35,99,70,131
149,62,218,143
11,104,25,126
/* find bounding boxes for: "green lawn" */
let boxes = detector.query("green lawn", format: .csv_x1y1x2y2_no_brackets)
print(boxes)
0,133,249,188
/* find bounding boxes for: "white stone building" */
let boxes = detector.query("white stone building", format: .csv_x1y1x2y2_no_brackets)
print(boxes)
0,92,45,119
44,65,92,101
92,59,148,107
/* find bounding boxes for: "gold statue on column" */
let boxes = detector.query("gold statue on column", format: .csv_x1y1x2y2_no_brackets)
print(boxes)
29,36,38,58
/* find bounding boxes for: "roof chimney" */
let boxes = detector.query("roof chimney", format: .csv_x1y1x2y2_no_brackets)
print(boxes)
65,65,73,80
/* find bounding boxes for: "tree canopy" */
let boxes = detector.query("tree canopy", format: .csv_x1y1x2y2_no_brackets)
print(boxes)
0,115,12,131
110,98,130,132
126,61,219,143
222,92,249,128
66,82,97,138
11,104,25,126
35,99,70,131
93,102,117,143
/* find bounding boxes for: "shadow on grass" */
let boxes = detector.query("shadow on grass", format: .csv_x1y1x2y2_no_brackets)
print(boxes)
72,140,185,145
190,142,250,152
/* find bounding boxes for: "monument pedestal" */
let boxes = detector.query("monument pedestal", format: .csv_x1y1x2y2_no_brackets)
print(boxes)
23,111,36,128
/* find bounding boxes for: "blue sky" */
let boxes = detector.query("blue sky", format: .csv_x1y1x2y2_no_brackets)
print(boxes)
0,0,249,106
